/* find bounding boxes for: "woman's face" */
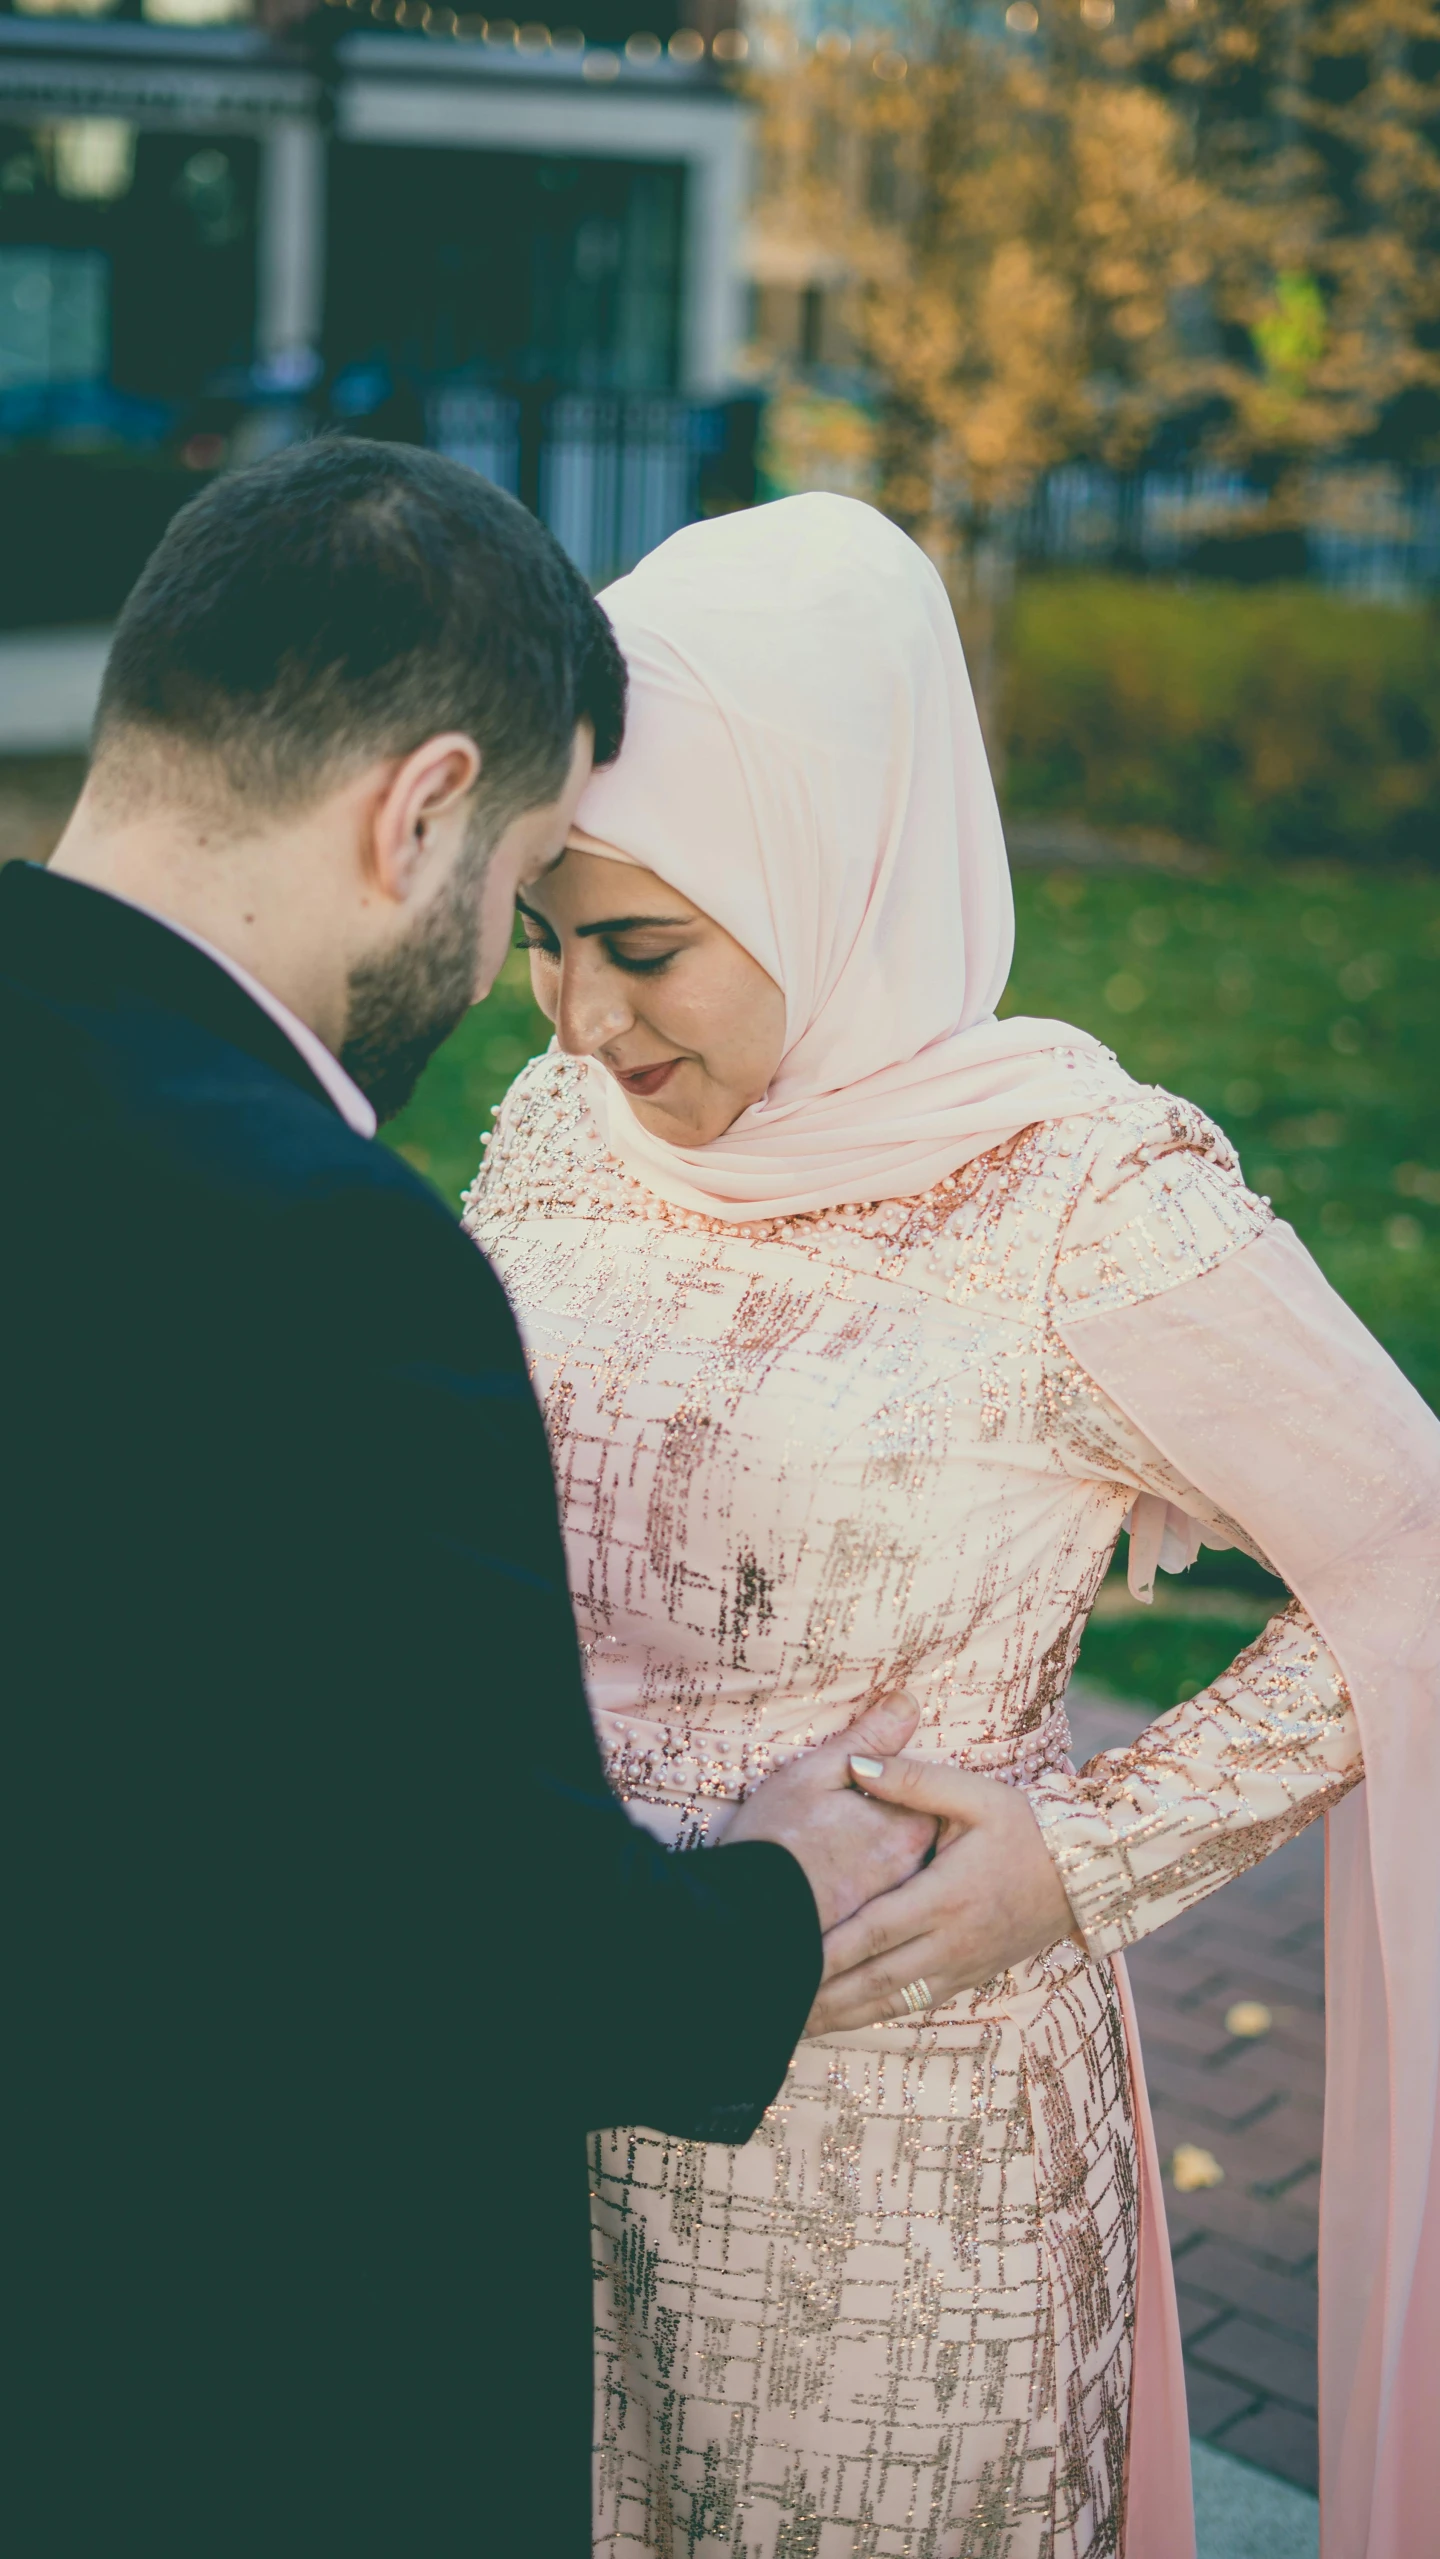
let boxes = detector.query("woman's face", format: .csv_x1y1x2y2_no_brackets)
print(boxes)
519,846,787,1146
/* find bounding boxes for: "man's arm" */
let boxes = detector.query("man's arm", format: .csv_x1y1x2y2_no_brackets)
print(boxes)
283,1171,929,2140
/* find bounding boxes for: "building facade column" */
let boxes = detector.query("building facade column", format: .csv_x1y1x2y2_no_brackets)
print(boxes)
681,103,749,398
256,114,326,376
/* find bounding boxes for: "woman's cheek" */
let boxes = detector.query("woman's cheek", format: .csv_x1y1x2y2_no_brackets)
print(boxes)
529,955,557,1021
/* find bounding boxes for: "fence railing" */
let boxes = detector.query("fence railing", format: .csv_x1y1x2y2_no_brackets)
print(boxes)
1013,462,1440,597
427,387,750,587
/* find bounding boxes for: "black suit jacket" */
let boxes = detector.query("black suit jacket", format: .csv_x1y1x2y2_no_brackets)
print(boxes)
0,863,821,2556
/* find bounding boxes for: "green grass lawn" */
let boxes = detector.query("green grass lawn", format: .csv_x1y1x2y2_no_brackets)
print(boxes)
384,943,545,1211
1074,1613,1276,1709
386,848,1437,1706
1075,1545,1285,1707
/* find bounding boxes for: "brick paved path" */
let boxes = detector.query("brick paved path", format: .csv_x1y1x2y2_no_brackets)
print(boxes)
1069,1684,1326,2493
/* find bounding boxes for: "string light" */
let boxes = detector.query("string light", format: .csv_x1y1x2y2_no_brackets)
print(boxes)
329,1,720,58
872,45,905,76
1081,0,1113,23
1005,1,1038,29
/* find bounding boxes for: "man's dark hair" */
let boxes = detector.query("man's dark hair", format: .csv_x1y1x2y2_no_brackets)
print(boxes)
93,437,627,827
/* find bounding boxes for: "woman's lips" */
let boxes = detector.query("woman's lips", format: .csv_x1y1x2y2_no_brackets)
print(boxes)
615,1058,681,1099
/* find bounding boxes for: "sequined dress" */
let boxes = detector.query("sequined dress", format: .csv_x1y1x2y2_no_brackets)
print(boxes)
464,1051,1361,2559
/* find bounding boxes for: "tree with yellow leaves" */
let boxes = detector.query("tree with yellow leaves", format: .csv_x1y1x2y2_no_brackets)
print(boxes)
749,0,1440,565
750,8,1215,561
1127,0,1440,474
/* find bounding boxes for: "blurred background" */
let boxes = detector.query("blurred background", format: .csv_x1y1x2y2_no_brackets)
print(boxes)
2,0,1434,2518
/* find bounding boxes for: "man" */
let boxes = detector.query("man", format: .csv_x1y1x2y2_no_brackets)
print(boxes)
1,442,934,2554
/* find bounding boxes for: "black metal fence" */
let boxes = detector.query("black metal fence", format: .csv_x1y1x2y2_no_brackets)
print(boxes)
1013,462,1440,597
10,406,1434,638
0,389,762,631
428,387,759,589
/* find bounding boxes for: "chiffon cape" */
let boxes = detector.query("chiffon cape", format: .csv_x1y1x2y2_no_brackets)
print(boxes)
1061,1221,1440,2559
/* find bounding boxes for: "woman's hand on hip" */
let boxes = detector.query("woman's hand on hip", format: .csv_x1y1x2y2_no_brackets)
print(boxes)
806,1756,1081,2035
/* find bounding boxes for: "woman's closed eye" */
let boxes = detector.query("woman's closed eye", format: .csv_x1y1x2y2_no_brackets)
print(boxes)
601,941,679,977
519,923,682,978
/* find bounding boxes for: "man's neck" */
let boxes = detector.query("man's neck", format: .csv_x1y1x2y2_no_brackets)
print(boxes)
50,790,353,1056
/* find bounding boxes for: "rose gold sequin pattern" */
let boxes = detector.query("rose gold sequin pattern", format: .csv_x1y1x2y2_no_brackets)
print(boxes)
465,1054,1354,2555
593,1941,1134,2558
1030,1602,1360,1954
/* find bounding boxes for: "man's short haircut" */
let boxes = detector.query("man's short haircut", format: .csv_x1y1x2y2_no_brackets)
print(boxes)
93,437,627,828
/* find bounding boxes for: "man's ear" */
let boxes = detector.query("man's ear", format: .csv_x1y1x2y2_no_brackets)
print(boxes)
367,732,482,904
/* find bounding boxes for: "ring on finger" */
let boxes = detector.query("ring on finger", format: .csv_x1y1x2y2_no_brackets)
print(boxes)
898,1977,933,2015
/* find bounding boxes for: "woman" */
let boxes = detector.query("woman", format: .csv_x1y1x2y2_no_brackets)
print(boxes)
465,496,1439,2558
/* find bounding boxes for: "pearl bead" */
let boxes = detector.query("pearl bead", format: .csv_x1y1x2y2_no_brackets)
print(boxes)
467,1049,1019,1279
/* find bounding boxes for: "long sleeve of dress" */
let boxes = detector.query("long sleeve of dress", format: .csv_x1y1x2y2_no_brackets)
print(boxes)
1030,1573,1360,1960
1004,1098,1362,1955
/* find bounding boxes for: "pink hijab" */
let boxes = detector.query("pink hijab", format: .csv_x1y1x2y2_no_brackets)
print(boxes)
572,493,1132,1220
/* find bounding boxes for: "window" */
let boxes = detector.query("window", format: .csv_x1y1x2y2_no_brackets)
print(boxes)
0,245,107,388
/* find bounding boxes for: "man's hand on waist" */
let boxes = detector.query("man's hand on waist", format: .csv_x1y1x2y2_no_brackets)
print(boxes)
719,1693,938,1934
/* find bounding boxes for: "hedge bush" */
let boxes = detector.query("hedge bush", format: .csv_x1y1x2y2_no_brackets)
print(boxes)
1003,576,1440,866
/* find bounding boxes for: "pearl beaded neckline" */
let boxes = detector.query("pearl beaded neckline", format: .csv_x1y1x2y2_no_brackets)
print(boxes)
463,1051,1022,1254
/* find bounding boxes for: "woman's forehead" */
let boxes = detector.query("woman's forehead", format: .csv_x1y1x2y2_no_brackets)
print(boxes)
530,844,696,923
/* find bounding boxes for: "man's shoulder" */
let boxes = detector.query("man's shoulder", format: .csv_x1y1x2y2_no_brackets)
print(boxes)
11,958,502,1274
126,1025,509,1327
2,914,532,1360
8,960,376,1196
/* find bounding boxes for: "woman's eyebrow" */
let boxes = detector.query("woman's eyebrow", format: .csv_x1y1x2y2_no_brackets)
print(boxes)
515,894,693,937
575,914,691,938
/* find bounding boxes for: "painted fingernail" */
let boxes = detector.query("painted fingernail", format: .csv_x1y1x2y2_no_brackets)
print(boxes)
850,1755,885,1779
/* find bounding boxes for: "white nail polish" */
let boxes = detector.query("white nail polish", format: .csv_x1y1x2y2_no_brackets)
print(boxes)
850,1755,885,1780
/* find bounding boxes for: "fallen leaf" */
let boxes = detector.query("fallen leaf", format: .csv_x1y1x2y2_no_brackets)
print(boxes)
1225,2000,1273,2039
1170,2143,1225,2193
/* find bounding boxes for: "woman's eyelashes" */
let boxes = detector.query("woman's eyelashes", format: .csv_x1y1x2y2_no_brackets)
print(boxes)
605,944,678,977
519,926,679,979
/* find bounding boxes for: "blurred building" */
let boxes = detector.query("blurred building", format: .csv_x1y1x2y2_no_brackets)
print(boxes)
0,0,760,621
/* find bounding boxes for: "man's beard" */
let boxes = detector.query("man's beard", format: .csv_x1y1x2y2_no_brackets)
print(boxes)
339,842,486,1124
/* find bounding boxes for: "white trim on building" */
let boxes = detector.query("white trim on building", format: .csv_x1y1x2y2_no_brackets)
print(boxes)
257,116,326,369
0,24,752,397
339,55,750,396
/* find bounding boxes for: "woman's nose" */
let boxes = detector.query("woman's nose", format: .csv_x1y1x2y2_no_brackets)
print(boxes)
554,964,634,1059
